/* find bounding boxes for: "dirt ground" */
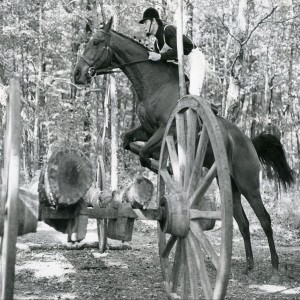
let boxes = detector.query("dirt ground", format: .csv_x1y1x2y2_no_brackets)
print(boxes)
14,217,300,300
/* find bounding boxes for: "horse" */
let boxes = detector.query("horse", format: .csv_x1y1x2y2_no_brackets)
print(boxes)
74,18,295,278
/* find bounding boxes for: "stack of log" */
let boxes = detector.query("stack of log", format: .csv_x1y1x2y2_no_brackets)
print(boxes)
86,176,156,242
35,146,157,243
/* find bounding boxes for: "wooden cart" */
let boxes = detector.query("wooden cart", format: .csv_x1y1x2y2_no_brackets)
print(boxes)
0,78,233,300
95,94,233,299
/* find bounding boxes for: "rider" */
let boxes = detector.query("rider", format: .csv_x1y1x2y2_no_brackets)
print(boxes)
139,7,206,96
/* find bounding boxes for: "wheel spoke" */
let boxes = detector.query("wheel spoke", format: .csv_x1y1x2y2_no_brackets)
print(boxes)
180,239,189,299
190,221,220,271
176,113,186,185
187,232,213,299
162,235,178,258
171,238,182,293
185,233,199,299
166,135,182,189
190,209,221,220
189,163,217,207
160,169,176,192
184,109,197,190
187,126,209,197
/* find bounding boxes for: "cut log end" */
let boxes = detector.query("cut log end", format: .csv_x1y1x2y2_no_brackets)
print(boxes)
122,176,154,209
44,148,93,207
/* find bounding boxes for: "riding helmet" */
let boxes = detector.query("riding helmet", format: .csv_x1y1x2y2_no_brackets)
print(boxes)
139,7,162,24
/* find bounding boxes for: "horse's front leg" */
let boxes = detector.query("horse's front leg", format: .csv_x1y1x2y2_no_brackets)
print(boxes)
123,126,149,150
139,125,165,168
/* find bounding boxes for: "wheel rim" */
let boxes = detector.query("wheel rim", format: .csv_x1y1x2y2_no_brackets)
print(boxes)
0,78,22,299
157,95,233,300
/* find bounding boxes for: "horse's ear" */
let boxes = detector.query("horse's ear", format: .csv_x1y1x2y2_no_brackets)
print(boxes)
103,17,113,32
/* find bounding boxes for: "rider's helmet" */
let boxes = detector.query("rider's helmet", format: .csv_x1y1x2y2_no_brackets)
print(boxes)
139,7,163,25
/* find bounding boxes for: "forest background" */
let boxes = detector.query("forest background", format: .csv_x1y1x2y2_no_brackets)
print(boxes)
0,0,299,227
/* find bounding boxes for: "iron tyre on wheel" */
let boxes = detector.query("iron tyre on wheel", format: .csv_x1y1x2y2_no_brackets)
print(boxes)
157,95,233,300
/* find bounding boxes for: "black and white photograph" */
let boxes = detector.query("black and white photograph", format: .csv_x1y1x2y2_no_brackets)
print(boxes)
0,0,299,299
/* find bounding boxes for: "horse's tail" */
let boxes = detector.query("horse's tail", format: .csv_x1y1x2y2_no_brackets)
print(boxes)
251,132,295,189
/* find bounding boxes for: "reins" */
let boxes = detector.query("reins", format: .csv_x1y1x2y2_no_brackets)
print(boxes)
81,28,150,77
95,59,150,75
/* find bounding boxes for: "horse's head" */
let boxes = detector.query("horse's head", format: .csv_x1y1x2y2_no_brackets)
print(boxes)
74,18,113,85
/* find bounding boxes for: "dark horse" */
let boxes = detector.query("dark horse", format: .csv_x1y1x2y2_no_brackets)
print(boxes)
74,18,295,278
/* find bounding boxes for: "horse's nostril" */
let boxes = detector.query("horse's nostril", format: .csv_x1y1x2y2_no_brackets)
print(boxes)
88,67,96,78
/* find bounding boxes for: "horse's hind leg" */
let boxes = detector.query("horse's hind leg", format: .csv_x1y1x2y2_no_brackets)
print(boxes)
232,181,254,273
241,186,279,279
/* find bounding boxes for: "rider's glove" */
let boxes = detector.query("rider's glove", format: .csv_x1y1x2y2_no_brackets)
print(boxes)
148,52,161,61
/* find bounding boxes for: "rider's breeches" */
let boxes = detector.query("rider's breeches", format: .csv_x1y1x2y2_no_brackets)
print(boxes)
184,48,206,96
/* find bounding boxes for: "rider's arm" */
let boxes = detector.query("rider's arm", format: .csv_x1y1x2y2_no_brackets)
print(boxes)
160,25,178,61
160,25,194,61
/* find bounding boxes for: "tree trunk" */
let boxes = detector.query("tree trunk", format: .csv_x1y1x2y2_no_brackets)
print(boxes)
110,3,120,191
185,0,194,40
225,0,251,122
33,1,44,171
110,75,118,191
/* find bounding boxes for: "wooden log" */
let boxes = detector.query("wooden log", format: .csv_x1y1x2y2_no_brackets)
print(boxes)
0,186,39,237
22,147,92,242
84,187,112,207
115,176,155,209
85,176,155,209
85,176,156,242
17,188,39,236
40,147,93,207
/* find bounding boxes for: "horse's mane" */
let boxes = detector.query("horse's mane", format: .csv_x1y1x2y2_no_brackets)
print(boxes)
111,30,150,51
110,30,180,77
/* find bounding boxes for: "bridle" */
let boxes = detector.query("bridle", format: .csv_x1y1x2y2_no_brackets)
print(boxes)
80,30,112,78
80,29,149,78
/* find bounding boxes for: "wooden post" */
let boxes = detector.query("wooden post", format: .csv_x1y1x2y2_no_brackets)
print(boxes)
176,0,186,98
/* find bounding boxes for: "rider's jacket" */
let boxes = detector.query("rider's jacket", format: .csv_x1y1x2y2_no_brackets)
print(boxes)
154,24,195,61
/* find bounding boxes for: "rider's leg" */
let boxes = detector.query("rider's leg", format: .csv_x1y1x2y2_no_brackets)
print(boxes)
186,48,206,96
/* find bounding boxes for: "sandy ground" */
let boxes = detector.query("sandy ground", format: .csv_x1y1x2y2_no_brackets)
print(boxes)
13,218,300,300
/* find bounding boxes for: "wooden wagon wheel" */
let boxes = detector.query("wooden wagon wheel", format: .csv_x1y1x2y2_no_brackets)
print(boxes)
0,78,22,299
96,155,108,253
157,95,233,300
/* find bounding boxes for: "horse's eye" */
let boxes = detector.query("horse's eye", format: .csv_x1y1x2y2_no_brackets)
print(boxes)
93,40,100,46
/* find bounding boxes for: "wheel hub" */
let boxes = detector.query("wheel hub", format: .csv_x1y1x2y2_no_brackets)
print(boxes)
159,193,190,237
